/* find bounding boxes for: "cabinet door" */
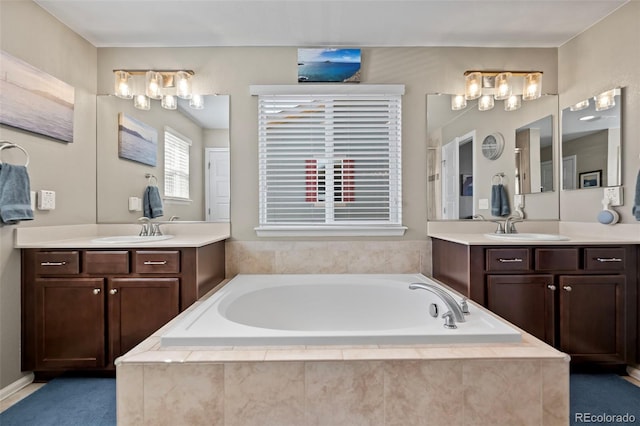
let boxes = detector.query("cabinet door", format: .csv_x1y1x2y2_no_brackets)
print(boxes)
35,278,105,369
108,278,179,364
487,275,555,345
559,275,626,364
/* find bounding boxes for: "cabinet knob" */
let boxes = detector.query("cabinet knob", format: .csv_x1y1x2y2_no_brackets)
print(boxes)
547,284,556,291
92,288,101,295
109,289,118,295
563,285,572,292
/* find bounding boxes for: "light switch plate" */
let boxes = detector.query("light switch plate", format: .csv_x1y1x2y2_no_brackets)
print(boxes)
479,198,489,210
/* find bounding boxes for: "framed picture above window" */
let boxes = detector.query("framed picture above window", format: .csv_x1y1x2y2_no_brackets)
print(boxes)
579,170,602,188
297,48,361,83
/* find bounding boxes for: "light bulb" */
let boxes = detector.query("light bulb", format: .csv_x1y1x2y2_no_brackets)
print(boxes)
114,71,133,99
523,72,542,101
465,72,482,100
162,95,177,110
504,95,521,111
451,94,467,110
494,72,512,100
145,71,163,100
134,94,151,110
478,95,494,111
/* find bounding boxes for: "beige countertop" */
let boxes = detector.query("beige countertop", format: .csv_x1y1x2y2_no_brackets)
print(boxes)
427,220,640,246
14,222,230,248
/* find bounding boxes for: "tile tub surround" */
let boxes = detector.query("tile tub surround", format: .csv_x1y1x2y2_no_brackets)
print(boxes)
116,286,569,426
225,240,432,277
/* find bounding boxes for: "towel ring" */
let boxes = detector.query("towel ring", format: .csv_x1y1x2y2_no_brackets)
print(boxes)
492,173,504,185
0,142,30,167
145,173,158,185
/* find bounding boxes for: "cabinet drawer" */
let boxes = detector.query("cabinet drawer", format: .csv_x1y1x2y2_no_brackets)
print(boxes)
84,251,130,274
133,251,180,274
35,251,80,275
486,248,530,271
584,248,626,271
535,248,579,271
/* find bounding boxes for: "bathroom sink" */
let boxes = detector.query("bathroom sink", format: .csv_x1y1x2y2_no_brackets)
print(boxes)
91,235,174,244
484,233,570,241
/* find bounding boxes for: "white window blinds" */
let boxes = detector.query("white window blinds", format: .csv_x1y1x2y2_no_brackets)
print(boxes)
164,127,191,200
257,92,402,230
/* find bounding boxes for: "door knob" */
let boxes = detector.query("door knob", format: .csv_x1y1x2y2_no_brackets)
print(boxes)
92,288,101,295
109,289,118,295
563,285,572,292
547,284,556,290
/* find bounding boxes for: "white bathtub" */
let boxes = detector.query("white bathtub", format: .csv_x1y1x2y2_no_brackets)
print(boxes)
161,274,521,346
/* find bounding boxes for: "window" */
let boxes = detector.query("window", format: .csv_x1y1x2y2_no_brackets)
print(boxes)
164,127,191,200
252,85,405,236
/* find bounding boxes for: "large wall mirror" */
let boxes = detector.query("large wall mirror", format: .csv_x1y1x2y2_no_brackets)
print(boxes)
97,94,230,223
427,93,559,221
561,88,621,190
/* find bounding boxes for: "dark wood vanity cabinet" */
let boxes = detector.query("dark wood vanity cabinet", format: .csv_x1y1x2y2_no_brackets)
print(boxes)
21,243,224,373
432,239,637,366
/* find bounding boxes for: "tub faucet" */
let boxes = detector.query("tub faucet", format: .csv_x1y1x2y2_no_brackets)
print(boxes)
409,283,466,328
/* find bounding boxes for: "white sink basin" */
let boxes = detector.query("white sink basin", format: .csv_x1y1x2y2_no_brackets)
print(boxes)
484,233,570,241
91,235,174,244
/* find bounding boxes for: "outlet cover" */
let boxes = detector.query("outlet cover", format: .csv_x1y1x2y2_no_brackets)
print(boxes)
603,186,623,207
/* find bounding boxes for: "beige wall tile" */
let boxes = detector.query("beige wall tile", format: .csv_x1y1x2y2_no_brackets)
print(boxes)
224,362,305,426
385,360,464,426
305,361,384,426
462,359,542,425
116,364,144,426
542,359,570,424
143,363,224,426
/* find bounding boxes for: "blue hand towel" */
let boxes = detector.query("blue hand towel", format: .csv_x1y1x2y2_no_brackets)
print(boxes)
0,163,34,224
491,184,511,217
633,169,640,221
143,185,163,219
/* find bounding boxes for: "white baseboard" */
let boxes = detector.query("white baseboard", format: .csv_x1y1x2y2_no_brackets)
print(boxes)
627,365,640,382
0,373,34,401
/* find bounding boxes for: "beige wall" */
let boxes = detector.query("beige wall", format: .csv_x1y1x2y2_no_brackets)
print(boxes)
559,1,640,224
97,47,558,240
0,2,97,388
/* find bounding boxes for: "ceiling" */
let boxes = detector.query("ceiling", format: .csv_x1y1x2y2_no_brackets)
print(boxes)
34,0,628,48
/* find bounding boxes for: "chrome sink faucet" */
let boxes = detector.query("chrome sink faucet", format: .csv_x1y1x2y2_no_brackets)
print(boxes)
409,283,467,328
504,212,524,233
137,217,151,236
150,222,163,236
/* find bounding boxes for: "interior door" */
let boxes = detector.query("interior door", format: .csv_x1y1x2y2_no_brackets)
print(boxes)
206,148,230,222
441,139,459,219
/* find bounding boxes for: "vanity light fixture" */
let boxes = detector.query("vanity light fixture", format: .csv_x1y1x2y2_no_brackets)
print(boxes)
112,69,200,110
456,70,544,112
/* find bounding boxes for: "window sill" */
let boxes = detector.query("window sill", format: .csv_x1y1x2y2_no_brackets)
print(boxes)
163,197,192,205
254,225,407,237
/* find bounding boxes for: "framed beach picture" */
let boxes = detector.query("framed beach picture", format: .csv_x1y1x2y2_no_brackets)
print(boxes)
118,113,158,166
0,50,75,143
298,48,361,83
579,170,602,188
